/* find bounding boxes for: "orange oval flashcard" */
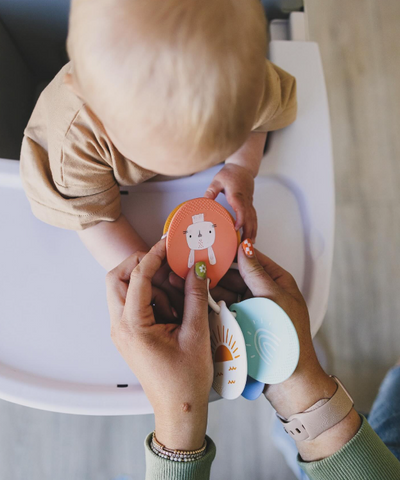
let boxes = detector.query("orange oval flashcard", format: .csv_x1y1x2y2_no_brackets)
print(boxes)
165,198,239,287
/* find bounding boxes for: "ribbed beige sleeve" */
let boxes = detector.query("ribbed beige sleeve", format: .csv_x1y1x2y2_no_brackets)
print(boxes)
299,415,400,480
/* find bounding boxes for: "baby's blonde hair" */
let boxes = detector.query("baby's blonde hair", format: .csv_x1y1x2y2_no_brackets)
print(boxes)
68,0,267,162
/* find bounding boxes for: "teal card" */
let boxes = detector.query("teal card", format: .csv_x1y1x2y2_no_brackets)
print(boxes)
230,298,300,384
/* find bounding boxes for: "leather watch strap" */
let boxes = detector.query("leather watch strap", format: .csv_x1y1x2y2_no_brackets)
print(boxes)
276,375,354,441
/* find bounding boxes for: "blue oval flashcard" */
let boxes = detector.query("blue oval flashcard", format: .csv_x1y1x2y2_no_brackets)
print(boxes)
241,375,265,401
209,301,247,400
229,298,300,385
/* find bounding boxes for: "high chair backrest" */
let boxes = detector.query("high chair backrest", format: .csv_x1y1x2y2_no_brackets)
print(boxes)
0,0,70,159
0,0,70,79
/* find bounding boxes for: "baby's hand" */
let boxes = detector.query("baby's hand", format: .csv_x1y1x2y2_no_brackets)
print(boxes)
204,163,257,243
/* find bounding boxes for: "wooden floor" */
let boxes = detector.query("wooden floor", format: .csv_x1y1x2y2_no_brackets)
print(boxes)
1,1,400,479
307,0,400,414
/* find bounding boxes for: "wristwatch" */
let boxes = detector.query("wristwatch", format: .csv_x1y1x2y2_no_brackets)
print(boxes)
276,375,354,441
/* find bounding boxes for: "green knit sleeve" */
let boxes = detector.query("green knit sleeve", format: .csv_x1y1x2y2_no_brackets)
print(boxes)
144,433,216,480
298,415,400,480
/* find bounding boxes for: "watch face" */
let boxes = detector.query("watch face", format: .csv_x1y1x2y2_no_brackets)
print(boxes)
165,198,239,287
230,298,300,384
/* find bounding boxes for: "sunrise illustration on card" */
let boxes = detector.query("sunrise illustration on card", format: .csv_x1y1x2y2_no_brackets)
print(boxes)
209,302,247,399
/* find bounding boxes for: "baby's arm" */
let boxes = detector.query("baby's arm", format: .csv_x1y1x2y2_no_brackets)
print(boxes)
82,217,183,321
225,130,267,177
78,214,149,271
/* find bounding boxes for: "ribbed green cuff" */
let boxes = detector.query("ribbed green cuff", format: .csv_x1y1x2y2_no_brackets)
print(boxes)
299,415,400,480
144,433,216,480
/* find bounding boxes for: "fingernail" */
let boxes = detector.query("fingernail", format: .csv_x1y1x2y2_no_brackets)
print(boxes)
171,307,178,318
195,261,207,280
242,239,254,258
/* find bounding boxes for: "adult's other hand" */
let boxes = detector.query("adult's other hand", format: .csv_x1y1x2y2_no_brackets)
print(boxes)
106,239,213,450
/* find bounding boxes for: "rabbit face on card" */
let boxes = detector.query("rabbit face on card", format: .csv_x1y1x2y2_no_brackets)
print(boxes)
184,214,217,268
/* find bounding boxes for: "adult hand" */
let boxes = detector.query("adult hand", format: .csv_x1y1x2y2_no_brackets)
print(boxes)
237,240,361,461
106,239,213,450
152,261,185,321
170,238,330,415
236,240,337,418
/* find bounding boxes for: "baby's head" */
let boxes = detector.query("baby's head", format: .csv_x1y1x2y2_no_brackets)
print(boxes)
67,0,267,176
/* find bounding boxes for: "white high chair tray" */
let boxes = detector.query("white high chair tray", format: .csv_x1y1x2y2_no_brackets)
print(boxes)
0,40,333,415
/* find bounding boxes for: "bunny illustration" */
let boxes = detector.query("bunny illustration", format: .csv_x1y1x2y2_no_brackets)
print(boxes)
184,214,217,268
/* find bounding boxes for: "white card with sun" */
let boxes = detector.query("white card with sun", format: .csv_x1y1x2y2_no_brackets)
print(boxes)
209,301,247,399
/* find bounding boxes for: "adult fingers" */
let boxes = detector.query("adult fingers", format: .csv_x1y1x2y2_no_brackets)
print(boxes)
151,286,178,324
124,239,166,328
218,268,247,293
237,241,281,301
106,250,148,326
168,271,185,291
181,263,209,337
152,261,170,288
252,249,302,301
158,279,184,319
170,267,246,291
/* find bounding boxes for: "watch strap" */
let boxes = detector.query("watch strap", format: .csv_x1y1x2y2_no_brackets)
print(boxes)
276,375,354,441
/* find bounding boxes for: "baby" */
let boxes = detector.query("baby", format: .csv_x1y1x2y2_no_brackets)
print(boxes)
20,0,297,272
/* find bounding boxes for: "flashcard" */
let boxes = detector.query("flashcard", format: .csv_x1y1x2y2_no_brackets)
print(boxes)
164,198,239,287
230,298,300,385
241,375,265,401
209,301,247,399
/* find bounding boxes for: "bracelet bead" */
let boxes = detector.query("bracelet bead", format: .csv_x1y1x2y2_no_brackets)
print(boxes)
151,432,207,462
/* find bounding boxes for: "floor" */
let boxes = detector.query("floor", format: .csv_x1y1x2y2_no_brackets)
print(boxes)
307,0,400,414
1,1,400,479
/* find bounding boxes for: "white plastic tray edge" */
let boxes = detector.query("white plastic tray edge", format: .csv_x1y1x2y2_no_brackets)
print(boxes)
0,363,221,416
0,363,153,415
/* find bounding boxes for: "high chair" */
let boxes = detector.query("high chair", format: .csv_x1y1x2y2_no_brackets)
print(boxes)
0,3,334,415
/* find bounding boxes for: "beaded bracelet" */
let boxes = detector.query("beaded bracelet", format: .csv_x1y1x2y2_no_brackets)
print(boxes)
151,432,207,462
